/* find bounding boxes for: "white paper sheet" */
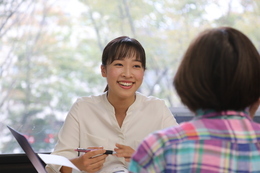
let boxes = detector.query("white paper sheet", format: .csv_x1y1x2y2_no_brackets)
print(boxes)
38,154,80,172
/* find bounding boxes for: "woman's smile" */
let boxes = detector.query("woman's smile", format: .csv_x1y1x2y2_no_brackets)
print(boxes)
118,81,135,86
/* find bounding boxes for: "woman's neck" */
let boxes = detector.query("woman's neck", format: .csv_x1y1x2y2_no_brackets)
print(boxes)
107,92,135,110
107,92,136,127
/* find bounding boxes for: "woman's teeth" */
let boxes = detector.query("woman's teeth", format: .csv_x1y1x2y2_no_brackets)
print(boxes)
119,82,133,86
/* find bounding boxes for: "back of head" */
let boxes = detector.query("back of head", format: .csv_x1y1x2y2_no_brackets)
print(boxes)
174,27,260,112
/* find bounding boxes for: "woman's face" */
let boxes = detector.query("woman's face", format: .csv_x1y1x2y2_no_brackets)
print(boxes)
101,56,144,100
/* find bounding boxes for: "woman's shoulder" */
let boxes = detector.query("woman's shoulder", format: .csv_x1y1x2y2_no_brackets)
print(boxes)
75,92,106,104
136,92,165,104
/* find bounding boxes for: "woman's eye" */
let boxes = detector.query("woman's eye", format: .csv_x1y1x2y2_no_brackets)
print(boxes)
134,65,141,68
115,63,123,66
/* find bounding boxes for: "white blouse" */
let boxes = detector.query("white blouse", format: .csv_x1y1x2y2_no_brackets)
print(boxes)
46,92,178,173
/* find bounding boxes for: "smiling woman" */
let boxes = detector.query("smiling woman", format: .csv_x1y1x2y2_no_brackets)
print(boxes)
45,36,178,173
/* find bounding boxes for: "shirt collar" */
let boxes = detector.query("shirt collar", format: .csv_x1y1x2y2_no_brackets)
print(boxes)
195,109,251,119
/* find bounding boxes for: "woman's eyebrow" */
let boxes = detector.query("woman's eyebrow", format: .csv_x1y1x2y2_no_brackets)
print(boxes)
133,59,142,62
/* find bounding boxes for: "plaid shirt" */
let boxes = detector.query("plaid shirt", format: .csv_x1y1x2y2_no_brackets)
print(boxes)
129,110,260,173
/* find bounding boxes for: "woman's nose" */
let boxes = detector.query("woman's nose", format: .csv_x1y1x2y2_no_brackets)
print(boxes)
122,67,132,78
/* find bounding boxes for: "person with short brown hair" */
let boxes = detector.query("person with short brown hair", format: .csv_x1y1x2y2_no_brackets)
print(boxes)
129,27,260,173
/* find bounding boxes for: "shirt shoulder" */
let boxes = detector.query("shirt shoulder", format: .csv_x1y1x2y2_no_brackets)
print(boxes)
68,93,107,114
143,121,200,148
136,92,166,105
75,93,106,105
154,117,260,144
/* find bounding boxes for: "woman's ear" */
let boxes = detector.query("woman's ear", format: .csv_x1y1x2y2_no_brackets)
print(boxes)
101,65,107,77
249,98,260,118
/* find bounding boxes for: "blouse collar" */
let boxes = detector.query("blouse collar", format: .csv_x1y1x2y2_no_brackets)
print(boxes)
102,91,140,113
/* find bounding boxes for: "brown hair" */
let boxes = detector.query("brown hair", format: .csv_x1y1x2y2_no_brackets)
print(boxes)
174,27,260,112
102,36,146,92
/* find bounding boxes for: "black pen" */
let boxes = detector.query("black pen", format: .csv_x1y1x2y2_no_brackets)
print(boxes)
75,148,116,156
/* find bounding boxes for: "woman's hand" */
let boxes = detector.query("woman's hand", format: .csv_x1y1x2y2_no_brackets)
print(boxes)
78,149,107,172
62,147,107,173
114,143,135,162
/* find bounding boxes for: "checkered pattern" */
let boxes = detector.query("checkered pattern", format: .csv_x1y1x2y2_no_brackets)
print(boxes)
129,110,260,173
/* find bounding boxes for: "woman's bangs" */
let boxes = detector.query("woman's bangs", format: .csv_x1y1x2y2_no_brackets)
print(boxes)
115,45,141,61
